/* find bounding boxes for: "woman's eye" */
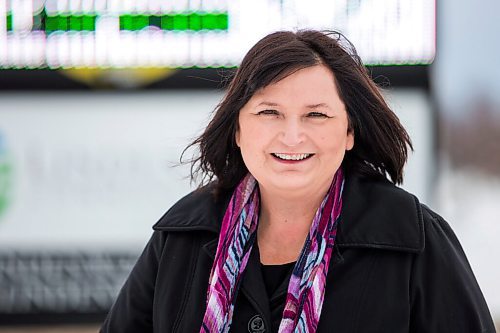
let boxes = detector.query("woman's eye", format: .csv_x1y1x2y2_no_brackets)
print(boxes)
256,109,279,116
307,112,329,118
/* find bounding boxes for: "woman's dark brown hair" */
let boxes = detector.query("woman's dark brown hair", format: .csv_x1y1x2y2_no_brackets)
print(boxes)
185,30,412,192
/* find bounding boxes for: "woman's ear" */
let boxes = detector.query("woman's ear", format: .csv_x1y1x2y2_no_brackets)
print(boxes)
346,129,354,151
235,128,240,147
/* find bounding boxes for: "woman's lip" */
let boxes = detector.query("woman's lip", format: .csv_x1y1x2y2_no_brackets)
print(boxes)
270,153,314,163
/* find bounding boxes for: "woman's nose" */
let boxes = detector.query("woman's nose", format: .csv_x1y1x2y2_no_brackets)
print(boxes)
280,118,305,147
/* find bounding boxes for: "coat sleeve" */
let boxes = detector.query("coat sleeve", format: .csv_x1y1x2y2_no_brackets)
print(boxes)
409,207,496,333
100,231,166,333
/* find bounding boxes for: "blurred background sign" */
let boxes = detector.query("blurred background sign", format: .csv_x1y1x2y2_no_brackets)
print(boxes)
0,0,435,69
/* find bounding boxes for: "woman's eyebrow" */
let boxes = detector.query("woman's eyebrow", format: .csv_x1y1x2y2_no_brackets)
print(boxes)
306,103,331,110
256,102,331,109
256,101,280,107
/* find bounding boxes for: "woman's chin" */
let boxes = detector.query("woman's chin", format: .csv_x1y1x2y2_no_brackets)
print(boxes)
259,177,326,198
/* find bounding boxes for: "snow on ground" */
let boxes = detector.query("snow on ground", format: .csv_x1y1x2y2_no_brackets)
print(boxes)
436,166,500,321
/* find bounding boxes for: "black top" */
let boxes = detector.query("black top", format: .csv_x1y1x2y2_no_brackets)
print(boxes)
260,261,295,332
260,261,295,298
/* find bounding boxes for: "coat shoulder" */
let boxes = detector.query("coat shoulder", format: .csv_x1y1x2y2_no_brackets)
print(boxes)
152,183,228,233
418,203,467,257
409,204,496,332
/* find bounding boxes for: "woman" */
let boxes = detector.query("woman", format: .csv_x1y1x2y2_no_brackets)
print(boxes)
101,31,495,332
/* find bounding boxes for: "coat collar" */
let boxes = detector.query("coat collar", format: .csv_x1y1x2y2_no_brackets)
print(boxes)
336,173,424,253
153,173,425,254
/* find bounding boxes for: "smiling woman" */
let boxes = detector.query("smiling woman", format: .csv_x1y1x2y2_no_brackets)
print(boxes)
236,65,354,204
101,31,495,333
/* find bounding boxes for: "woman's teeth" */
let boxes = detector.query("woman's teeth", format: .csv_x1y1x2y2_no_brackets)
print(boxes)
273,153,312,161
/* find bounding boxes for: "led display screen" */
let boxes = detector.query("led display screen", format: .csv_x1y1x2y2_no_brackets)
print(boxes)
0,0,435,68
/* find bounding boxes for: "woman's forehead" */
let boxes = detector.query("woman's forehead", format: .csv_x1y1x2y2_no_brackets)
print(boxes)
245,65,342,107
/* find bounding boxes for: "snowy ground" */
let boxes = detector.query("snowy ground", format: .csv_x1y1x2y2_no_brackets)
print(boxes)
436,166,500,323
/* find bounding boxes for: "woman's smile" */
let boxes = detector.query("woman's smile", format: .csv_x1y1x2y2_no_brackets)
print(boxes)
271,153,314,163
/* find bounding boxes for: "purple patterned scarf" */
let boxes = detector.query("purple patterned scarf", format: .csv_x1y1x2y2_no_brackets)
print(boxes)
201,169,344,333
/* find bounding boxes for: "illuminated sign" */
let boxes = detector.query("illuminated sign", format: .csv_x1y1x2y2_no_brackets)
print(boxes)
0,0,435,69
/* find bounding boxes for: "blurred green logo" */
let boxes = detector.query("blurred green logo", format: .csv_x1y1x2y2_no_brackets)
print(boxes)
0,133,13,219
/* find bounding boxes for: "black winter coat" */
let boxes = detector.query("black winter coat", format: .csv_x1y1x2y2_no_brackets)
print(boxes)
101,174,496,333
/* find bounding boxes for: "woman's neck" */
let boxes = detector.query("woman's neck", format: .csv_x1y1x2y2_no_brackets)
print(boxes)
256,185,328,264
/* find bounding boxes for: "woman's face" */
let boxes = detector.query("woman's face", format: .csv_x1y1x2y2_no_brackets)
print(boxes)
236,64,354,197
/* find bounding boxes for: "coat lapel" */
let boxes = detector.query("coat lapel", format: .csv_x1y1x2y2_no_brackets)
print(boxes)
336,173,425,253
238,244,272,327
